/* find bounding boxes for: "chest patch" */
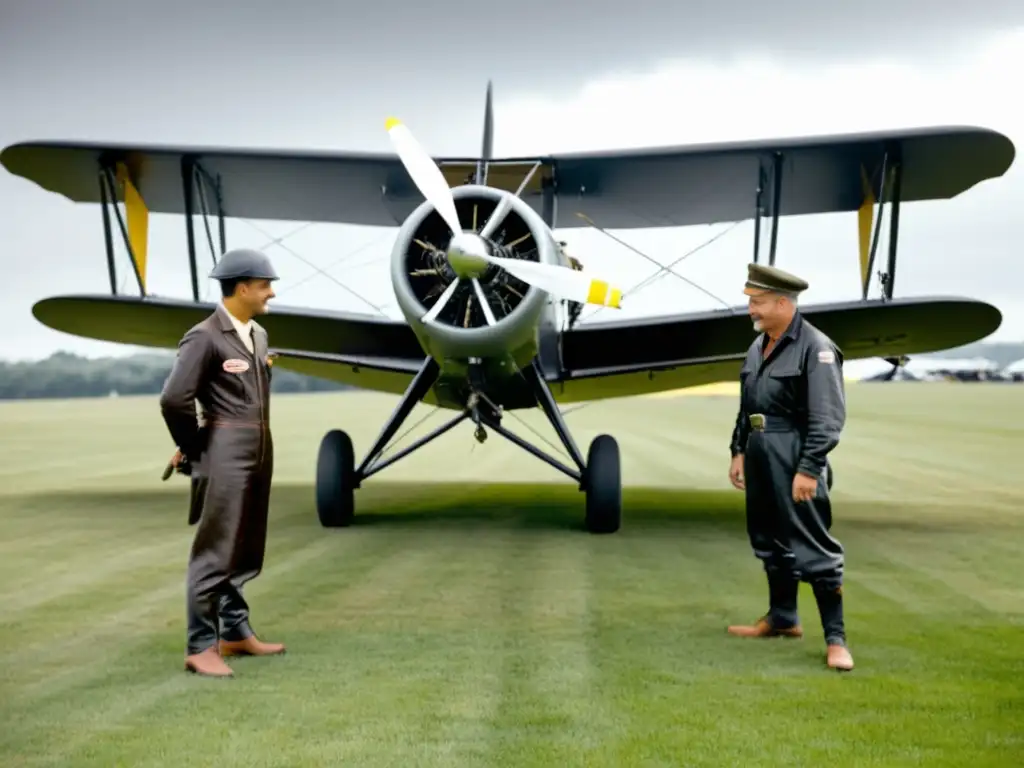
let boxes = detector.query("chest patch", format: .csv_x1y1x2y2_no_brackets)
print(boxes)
223,358,250,374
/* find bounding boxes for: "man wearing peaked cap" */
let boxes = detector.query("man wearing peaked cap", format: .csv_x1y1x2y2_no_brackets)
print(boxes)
726,261,854,672
743,262,809,296
159,247,285,678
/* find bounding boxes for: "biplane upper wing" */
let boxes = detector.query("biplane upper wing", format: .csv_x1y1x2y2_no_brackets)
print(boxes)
551,296,1003,403
540,125,1014,228
1,125,1013,229
31,295,432,400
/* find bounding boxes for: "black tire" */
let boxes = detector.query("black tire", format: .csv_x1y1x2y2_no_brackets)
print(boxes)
584,434,621,534
316,429,355,527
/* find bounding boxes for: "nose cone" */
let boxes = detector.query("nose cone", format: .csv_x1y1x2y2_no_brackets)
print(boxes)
447,232,490,279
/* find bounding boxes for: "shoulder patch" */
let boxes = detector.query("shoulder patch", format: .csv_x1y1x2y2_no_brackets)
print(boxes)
817,349,835,365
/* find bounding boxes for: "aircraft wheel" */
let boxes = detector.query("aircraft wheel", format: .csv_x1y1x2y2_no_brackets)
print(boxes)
583,434,621,534
316,429,355,528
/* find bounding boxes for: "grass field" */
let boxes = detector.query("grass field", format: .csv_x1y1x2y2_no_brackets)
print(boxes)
1,383,1022,766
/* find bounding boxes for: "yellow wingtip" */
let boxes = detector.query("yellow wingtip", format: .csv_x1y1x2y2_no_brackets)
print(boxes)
608,288,622,309
385,117,401,131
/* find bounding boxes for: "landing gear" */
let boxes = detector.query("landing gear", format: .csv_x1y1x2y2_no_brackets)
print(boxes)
316,429,354,527
312,356,623,533
314,356,444,528
584,434,622,534
514,360,621,534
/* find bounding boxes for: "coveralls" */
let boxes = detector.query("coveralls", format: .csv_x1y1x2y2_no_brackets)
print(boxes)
730,310,847,645
160,303,275,656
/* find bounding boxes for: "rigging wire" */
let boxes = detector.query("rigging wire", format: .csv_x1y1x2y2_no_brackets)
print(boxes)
573,214,744,324
237,218,390,317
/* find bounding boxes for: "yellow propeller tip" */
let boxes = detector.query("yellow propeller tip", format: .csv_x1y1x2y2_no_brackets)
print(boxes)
385,117,401,131
587,279,623,308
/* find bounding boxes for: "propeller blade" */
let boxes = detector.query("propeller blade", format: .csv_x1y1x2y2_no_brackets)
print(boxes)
477,194,512,240
422,277,461,323
471,278,497,325
481,255,622,308
386,117,463,236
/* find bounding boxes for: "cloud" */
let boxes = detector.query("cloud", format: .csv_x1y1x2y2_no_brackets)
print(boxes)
5,2,1023,89
497,28,1024,150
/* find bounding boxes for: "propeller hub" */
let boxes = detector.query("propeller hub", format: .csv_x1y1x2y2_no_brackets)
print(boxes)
447,232,490,279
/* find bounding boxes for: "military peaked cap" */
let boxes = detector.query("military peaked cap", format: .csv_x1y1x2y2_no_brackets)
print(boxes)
742,262,808,296
209,248,280,281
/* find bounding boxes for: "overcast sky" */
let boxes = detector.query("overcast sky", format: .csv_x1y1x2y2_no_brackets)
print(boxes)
1,0,1023,365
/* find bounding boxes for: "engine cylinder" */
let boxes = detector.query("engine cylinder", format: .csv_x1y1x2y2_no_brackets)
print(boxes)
389,184,559,366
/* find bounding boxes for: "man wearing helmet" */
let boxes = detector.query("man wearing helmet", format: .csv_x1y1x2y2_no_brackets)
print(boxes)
159,248,284,678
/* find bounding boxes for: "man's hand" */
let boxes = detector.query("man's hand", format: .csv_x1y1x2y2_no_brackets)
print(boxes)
729,454,745,490
162,449,183,481
162,448,195,480
792,472,818,503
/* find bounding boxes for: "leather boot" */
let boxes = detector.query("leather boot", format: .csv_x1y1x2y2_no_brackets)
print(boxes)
812,580,846,644
728,567,802,637
811,578,853,670
827,644,854,671
727,615,803,638
184,646,233,677
219,635,286,657
766,567,800,629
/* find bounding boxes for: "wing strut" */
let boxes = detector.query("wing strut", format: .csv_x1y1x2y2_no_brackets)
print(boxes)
885,146,903,299
91,150,228,302
181,156,228,302
746,139,906,305
97,161,147,297
751,152,784,266
857,142,904,301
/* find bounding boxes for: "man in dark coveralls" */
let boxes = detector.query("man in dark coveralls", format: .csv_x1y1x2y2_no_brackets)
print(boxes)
160,248,285,678
726,263,854,672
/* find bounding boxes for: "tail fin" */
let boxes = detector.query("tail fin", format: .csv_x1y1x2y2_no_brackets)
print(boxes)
475,80,494,185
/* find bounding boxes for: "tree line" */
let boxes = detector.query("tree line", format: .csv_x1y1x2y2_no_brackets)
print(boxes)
0,351,352,400
2,341,1021,401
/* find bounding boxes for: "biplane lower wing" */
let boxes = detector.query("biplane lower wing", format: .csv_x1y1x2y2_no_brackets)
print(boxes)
31,295,431,400
551,296,1002,402
32,293,1001,406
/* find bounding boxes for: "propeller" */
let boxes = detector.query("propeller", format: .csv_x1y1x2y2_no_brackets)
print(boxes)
386,118,624,319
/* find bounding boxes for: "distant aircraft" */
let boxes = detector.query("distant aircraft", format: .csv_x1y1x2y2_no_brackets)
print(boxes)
0,82,1014,534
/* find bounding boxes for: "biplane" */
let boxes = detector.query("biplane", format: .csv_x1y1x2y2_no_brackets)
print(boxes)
0,83,1014,535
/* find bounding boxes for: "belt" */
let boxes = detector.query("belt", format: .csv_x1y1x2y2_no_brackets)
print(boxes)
207,418,268,428
748,413,798,432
